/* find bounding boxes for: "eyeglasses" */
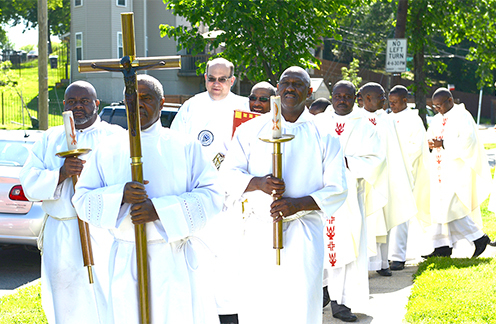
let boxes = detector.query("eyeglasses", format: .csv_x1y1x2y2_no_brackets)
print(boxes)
207,76,232,83
432,97,449,109
248,95,270,102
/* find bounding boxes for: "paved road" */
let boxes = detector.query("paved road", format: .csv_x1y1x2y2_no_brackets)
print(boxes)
0,245,41,298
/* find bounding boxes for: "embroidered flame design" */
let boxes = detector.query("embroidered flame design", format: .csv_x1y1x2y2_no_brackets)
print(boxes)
272,102,280,131
328,253,337,267
69,117,77,146
335,122,345,136
326,216,337,267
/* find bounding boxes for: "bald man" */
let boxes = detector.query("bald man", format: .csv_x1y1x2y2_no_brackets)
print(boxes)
360,82,418,277
20,81,122,323
171,58,249,324
425,87,494,258
309,97,331,115
221,66,347,324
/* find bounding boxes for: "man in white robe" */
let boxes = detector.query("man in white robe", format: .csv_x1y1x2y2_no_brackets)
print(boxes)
424,87,494,258
73,75,223,324
220,67,347,324
387,85,431,270
20,81,122,324
171,58,248,324
360,82,418,276
321,80,386,322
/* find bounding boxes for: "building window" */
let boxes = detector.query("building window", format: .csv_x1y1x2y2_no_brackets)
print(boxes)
76,32,83,61
75,0,82,7
116,0,126,6
117,32,123,58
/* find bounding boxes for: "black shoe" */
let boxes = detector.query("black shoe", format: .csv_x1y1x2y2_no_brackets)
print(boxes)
219,314,238,324
323,286,330,308
333,309,358,322
472,234,491,258
489,240,496,247
376,268,392,276
390,261,405,271
421,246,452,258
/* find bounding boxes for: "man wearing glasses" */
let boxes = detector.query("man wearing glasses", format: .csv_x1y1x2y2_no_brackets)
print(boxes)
424,87,495,259
171,57,248,324
248,81,275,114
171,57,248,164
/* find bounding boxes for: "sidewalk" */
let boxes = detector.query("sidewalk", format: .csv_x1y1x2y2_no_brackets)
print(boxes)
323,125,496,323
323,241,496,323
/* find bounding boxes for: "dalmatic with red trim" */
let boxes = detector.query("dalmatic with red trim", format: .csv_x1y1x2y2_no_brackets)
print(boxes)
426,104,491,226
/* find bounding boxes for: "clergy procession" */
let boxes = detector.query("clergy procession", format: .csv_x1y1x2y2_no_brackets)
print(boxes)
19,53,496,324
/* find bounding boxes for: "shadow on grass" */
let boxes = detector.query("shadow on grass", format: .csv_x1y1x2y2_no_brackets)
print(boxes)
25,85,67,129
414,257,493,279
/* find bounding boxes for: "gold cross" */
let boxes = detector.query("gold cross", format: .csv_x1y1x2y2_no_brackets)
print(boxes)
77,13,181,324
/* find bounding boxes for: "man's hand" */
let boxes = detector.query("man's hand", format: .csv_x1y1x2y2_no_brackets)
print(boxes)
245,174,285,199
122,180,149,204
58,157,85,184
130,199,159,224
428,138,443,150
270,196,319,223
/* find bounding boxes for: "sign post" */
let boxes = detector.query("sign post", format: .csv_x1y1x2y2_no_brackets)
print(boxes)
386,38,407,73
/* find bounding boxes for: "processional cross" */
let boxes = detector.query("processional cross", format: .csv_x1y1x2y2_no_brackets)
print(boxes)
78,12,181,324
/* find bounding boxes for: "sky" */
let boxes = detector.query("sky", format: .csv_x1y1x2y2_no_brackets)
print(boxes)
3,23,59,50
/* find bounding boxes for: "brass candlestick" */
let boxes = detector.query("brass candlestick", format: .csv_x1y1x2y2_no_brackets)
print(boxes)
260,134,294,265
56,148,94,283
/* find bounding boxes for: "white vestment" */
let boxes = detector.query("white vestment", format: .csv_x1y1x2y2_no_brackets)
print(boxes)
171,90,248,315
426,104,491,248
321,109,386,312
362,109,417,270
19,117,121,324
220,110,347,324
171,91,249,160
388,108,430,261
72,121,223,324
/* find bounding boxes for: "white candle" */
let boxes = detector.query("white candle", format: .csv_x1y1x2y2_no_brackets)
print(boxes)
62,111,78,150
271,95,282,139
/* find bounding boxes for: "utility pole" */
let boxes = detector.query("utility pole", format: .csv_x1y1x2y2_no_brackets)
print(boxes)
38,0,48,130
392,0,408,87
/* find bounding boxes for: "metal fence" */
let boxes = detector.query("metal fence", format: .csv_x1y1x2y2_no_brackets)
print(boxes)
0,89,64,129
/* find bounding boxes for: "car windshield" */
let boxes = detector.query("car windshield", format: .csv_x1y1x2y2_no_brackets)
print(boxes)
0,140,33,166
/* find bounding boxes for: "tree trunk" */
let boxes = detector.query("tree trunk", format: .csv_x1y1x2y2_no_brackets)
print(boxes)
392,0,408,87
38,0,48,130
414,46,427,128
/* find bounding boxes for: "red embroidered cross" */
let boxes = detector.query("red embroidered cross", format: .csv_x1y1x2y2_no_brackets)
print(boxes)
369,118,376,126
330,216,335,224
329,253,337,267
335,123,345,136
327,242,335,251
442,117,448,126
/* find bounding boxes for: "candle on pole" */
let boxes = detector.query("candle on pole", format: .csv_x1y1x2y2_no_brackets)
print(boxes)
271,96,282,139
57,111,95,283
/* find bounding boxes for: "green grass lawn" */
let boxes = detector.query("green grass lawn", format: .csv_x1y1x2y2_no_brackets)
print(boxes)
1,59,66,130
0,282,46,324
405,196,496,323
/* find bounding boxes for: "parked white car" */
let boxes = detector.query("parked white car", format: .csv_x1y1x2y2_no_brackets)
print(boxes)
0,130,45,247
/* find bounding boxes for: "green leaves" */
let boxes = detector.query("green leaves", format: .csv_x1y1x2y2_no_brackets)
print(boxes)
160,0,357,84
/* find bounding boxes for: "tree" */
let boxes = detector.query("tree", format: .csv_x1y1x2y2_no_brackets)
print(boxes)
0,0,70,51
341,58,362,88
160,0,357,84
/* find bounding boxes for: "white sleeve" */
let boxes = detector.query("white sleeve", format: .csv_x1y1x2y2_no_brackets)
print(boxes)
20,132,63,201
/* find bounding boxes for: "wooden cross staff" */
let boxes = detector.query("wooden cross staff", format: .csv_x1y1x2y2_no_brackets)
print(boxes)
78,12,181,324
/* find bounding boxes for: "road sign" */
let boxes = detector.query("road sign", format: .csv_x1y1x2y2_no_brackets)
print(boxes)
386,38,407,73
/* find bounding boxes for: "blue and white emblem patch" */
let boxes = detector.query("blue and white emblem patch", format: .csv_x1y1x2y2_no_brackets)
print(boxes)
198,130,214,146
